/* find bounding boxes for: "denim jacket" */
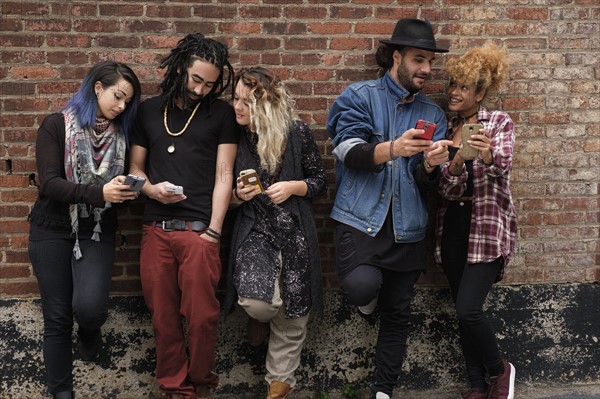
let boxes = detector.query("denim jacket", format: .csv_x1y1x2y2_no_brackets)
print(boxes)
327,72,447,242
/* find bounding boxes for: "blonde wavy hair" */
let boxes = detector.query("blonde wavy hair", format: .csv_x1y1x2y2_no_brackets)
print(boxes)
446,42,509,96
236,67,297,174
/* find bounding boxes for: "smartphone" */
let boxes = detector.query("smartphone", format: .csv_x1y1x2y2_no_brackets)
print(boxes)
461,123,484,160
414,120,437,140
165,183,184,195
123,174,145,192
239,169,263,193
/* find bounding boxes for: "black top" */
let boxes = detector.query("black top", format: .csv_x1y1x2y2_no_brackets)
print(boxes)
28,113,118,241
449,146,474,197
130,96,239,224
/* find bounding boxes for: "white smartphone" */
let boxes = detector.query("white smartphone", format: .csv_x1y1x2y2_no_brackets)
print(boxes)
165,183,184,195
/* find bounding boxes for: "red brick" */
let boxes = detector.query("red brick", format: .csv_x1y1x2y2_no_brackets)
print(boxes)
0,17,23,31
2,2,49,15
100,4,144,17
123,20,169,34
284,37,327,51
10,66,58,80
0,265,31,279
73,19,119,33
264,22,307,35
508,8,549,20
51,3,97,17
330,37,372,51
238,37,280,51
0,281,40,296
330,6,372,19
219,22,261,35
284,6,327,20
24,18,71,32
192,4,237,19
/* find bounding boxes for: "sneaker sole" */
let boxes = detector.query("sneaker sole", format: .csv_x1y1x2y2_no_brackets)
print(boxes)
507,362,516,399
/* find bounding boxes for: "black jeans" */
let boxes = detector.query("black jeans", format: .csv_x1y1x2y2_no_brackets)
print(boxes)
29,237,114,395
339,263,421,398
441,201,504,390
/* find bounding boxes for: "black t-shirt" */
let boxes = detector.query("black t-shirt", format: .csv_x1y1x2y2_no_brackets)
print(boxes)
131,96,239,223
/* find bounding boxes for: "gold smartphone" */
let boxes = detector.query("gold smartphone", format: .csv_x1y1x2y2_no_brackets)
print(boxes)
461,124,483,160
239,169,263,193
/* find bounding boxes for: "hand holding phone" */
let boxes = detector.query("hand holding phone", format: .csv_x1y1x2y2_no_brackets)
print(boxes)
123,174,146,192
165,183,184,195
414,120,437,140
239,169,263,193
461,124,484,160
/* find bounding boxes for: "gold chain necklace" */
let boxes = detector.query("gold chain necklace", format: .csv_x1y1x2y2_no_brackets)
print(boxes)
163,102,201,153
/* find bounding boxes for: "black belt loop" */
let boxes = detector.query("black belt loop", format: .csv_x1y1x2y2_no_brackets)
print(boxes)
144,219,207,233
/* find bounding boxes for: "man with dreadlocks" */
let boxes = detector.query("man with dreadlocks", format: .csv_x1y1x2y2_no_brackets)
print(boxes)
129,33,238,399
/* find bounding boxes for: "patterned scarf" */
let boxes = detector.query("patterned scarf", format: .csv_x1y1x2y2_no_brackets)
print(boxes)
63,108,126,259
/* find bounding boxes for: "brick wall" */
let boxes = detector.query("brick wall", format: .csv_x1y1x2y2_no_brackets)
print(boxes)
1,1,598,298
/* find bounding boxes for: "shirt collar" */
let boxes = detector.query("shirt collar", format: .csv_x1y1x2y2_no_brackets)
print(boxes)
383,71,418,104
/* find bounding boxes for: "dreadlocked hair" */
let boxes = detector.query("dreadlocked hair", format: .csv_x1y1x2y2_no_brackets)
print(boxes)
159,33,233,110
235,67,296,175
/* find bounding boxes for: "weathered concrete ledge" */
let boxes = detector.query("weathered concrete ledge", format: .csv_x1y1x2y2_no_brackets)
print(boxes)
1,283,599,398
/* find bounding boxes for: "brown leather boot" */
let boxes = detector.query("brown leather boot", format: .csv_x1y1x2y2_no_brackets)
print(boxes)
267,381,291,399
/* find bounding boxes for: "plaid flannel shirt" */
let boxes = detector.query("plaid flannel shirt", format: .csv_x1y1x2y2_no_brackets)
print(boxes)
435,106,517,281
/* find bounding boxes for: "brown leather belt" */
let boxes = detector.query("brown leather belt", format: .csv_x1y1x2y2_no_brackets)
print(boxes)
143,220,207,232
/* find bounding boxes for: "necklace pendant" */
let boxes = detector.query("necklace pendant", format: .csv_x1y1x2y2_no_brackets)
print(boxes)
167,144,175,154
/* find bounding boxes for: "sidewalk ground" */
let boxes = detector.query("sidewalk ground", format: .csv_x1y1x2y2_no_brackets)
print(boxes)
217,383,600,399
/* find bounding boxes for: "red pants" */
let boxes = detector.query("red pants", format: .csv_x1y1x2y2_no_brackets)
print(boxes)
140,225,221,397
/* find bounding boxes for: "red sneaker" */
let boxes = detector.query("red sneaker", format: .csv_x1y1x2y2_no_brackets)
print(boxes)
487,360,515,399
461,388,488,399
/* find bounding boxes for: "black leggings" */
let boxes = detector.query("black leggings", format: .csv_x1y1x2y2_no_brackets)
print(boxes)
29,237,114,395
441,201,504,390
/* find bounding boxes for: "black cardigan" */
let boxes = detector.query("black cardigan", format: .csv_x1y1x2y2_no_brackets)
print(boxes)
28,113,119,238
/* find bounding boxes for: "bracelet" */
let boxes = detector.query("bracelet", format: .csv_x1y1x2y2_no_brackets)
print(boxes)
206,227,221,239
204,230,220,240
233,187,244,201
389,139,398,160
423,158,433,169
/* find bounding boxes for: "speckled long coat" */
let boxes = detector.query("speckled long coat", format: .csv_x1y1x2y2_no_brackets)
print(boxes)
224,121,327,318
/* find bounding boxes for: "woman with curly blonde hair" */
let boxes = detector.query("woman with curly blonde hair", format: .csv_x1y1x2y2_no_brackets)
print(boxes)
225,67,327,399
436,43,517,399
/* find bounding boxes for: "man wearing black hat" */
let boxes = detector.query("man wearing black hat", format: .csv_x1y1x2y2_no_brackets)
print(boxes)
327,18,452,399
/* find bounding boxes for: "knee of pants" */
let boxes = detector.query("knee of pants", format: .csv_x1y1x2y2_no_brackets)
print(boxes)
43,312,73,337
74,305,108,330
456,304,483,325
240,297,279,322
341,276,380,307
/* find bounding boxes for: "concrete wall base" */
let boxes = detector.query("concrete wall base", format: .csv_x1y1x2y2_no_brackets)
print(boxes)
1,283,599,398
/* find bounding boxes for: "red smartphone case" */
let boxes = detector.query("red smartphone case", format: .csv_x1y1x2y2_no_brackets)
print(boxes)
414,120,436,140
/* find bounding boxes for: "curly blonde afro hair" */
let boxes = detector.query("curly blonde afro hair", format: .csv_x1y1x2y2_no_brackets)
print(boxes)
446,42,509,94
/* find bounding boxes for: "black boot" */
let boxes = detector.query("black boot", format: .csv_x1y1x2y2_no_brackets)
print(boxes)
53,391,74,399
78,327,101,361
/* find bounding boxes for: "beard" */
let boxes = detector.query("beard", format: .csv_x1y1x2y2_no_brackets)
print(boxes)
396,61,426,95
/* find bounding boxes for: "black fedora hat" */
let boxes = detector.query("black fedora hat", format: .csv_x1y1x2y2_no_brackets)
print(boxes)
380,18,449,53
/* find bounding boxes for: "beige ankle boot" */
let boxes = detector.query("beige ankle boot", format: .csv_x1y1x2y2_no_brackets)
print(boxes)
267,381,291,399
